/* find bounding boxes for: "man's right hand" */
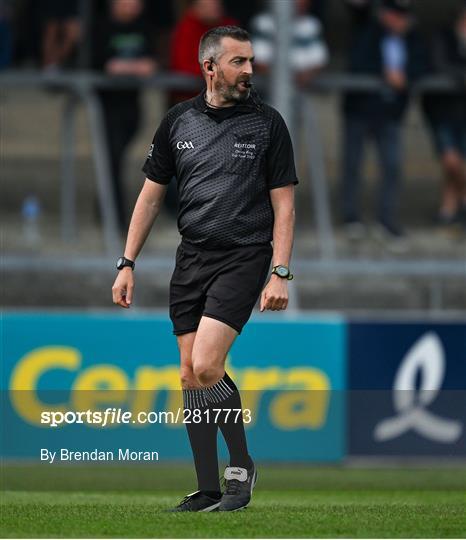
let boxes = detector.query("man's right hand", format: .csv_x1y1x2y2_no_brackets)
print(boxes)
112,268,134,308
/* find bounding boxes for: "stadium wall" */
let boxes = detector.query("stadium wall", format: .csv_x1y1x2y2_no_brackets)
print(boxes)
2,313,465,461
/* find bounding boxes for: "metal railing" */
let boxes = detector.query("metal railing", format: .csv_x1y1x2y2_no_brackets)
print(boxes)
1,69,465,309
1,70,205,255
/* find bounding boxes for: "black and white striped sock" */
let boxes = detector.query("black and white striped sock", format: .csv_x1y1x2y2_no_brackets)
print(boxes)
203,376,234,403
182,388,220,494
203,373,252,470
182,388,208,409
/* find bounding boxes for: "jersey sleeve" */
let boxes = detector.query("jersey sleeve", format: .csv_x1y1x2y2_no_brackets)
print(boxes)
266,109,299,189
142,114,174,184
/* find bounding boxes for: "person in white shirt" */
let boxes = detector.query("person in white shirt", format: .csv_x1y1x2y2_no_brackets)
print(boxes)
250,0,328,88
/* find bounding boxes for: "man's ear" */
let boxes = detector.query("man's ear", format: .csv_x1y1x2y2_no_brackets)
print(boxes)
204,58,215,75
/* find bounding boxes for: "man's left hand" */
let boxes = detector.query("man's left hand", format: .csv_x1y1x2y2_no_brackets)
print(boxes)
260,275,288,311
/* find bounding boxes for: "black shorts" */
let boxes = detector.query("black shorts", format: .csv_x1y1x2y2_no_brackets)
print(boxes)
169,239,273,335
430,122,466,157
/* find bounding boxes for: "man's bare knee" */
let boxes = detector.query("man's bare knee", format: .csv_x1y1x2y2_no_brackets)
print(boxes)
192,360,223,387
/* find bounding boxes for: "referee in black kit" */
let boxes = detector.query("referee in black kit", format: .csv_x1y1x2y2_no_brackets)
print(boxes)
112,26,298,512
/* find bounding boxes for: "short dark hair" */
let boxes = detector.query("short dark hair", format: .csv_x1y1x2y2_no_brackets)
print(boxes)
198,26,251,68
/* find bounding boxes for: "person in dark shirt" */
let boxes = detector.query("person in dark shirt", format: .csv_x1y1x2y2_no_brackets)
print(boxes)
341,0,426,242
94,0,156,231
422,5,466,228
111,26,297,512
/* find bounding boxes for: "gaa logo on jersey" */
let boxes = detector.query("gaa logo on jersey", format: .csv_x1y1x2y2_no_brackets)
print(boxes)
176,141,195,149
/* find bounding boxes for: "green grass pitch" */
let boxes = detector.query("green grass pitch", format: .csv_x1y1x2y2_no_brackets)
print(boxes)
1,465,465,538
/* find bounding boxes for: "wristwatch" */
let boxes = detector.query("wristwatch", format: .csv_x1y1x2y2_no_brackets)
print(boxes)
271,265,293,280
116,256,135,271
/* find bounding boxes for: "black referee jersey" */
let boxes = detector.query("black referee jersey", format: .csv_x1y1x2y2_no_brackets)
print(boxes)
142,91,298,249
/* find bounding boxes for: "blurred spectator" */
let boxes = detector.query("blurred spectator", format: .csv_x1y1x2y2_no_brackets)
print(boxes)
0,0,12,69
41,0,80,71
250,0,329,88
422,4,466,228
89,1,173,68
93,0,157,232
341,0,426,240
169,0,237,105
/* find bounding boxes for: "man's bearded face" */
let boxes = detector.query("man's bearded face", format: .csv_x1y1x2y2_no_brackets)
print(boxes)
214,67,250,103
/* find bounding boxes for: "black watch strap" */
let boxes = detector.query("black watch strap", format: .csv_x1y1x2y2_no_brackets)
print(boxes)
116,256,135,270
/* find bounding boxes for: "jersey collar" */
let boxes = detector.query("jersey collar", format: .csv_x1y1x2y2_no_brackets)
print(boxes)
193,90,261,120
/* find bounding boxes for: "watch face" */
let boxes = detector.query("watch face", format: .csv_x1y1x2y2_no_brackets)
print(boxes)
276,265,289,278
116,257,124,269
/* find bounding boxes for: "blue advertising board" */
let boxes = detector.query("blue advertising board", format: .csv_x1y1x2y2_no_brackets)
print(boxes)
348,321,466,456
1,312,346,462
